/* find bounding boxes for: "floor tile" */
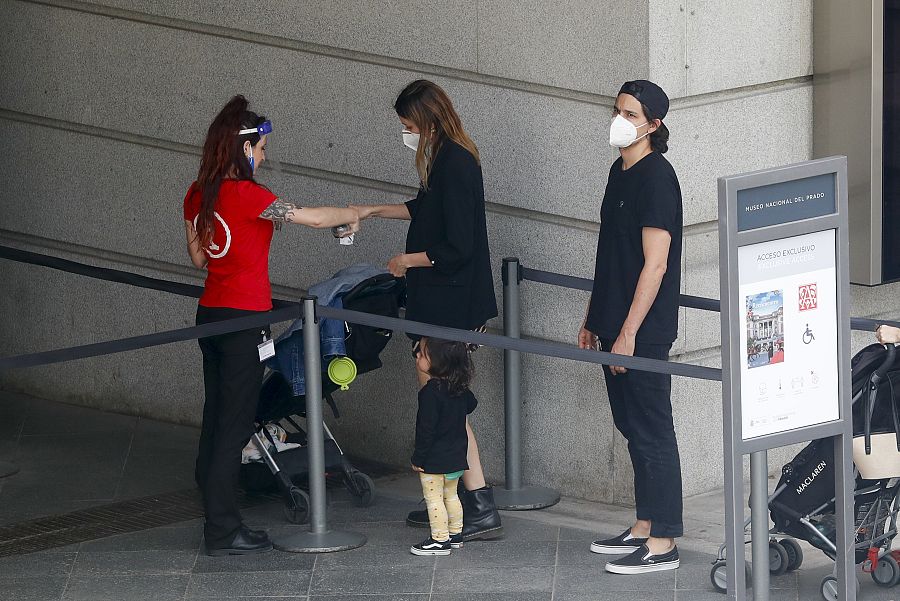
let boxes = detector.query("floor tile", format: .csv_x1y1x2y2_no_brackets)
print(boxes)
62,574,189,600
0,551,76,577
0,575,68,601
554,565,676,593
71,549,196,575
193,549,314,573
309,565,433,595
78,525,202,552
432,566,554,594
186,570,310,598
434,540,557,568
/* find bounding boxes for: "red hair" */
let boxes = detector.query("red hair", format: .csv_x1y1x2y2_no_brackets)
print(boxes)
195,95,267,247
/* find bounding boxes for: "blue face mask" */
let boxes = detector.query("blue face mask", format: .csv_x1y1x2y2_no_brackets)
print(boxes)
248,147,255,172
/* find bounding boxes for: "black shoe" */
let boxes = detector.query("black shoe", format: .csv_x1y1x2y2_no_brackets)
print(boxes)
410,536,452,556
206,529,274,557
590,529,648,555
406,503,430,529
449,532,464,549
461,486,503,541
241,525,269,544
605,544,680,574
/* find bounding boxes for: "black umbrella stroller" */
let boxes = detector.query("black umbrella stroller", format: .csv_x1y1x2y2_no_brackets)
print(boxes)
710,343,900,600
240,272,405,524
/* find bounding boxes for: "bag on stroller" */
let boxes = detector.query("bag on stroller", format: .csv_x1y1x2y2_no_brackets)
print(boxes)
711,343,900,599
239,271,405,524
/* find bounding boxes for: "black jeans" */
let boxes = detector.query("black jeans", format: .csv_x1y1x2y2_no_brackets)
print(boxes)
600,338,683,538
195,305,270,547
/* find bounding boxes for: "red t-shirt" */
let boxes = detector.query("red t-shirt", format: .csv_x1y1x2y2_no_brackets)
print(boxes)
183,180,276,311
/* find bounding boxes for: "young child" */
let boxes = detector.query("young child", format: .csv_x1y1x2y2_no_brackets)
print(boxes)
410,337,478,556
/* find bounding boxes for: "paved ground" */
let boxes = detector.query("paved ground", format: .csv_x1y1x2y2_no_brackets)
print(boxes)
0,389,897,600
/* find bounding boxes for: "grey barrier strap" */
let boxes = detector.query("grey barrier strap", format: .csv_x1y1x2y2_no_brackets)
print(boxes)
0,249,717,379
519,265,900,330
0,305,300,371
0,245,295,309
852,317,900,331
317,305,723,381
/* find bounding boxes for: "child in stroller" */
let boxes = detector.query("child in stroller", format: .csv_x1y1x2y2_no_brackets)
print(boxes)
710,342,900,601
239,268,405,524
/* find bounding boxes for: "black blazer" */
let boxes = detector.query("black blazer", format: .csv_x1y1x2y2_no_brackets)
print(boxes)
411,378,478,474
404,140,498,331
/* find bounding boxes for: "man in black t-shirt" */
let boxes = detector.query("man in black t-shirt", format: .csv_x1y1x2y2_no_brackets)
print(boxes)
578,80,684,575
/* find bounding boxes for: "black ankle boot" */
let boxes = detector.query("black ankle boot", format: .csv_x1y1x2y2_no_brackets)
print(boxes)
461,485,503,541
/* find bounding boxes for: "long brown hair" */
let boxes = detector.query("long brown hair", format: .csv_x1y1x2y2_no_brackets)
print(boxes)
195,95,267,247
422,337,474,396
394,80,479,188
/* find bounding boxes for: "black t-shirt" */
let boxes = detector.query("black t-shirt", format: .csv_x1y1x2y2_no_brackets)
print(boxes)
585,152,683,345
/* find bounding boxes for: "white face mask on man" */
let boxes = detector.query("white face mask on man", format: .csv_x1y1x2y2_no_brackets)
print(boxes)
608,114,650,148
402,130,420,151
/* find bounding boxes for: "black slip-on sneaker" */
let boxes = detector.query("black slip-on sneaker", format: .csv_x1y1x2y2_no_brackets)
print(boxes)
605,544,680,574
589,529,649,554
449,532,464,549
410,537,452,556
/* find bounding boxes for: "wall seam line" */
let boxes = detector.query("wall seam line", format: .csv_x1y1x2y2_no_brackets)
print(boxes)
18,0,811,110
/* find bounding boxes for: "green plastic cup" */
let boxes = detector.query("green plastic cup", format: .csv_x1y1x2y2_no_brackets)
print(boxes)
327,356,357,391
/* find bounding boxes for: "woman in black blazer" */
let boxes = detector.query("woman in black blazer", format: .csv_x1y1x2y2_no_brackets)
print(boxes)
353,79,501,541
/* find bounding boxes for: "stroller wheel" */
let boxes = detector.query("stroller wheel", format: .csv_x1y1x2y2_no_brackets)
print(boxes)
284,486,310,524
768,540,789,576
347,471,376,507
820,575,839,601
872,553,900,588
820,574,860,600
778,538,803,571
709,559,751,593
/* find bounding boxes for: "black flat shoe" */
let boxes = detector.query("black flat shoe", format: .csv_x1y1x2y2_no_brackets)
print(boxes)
241,526,270,545
206,529,274,557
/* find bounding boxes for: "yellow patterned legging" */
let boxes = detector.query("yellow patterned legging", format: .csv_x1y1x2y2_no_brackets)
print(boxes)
418,472,463,542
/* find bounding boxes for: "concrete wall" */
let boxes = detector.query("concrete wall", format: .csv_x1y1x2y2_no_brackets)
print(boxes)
2,0,899,504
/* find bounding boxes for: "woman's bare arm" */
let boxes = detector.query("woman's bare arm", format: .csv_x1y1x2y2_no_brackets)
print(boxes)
260,199,359,231
184,220,207,269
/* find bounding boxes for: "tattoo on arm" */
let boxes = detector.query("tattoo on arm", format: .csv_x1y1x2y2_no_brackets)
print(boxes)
260,199,299,223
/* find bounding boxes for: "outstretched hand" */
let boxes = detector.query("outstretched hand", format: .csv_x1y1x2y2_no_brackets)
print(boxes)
349,204,373,221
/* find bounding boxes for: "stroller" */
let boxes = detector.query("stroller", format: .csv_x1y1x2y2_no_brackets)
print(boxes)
240,272,405,524
710,343,900,601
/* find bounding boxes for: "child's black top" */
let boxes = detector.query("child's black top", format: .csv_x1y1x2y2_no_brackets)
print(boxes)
411,378,478,474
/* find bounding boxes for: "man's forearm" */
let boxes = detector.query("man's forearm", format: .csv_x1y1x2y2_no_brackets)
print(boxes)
621,265,666,336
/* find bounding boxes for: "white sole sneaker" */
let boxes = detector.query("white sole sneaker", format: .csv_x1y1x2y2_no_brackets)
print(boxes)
410,546,451,556
590,542,643,555
605,559,680,574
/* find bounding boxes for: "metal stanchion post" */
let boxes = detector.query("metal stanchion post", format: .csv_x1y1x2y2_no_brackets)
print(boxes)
750,451,770,601
493,258,560,510
274,296,367,553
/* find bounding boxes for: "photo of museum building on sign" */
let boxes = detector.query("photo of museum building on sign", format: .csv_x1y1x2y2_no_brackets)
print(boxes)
746,290,785,369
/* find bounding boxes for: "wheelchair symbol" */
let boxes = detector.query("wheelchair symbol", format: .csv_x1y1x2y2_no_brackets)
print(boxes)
802,324,815,345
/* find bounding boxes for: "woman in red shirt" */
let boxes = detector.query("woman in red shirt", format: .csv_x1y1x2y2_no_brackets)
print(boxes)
184,95,358,556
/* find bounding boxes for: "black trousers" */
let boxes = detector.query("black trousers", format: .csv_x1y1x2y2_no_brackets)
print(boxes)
195,305,270,547
600,338,683,538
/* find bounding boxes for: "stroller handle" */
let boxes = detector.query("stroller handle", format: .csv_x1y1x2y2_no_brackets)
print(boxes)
872,343,897,386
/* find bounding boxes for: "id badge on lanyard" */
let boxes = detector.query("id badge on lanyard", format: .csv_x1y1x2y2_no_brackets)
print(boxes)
257,331,275,362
